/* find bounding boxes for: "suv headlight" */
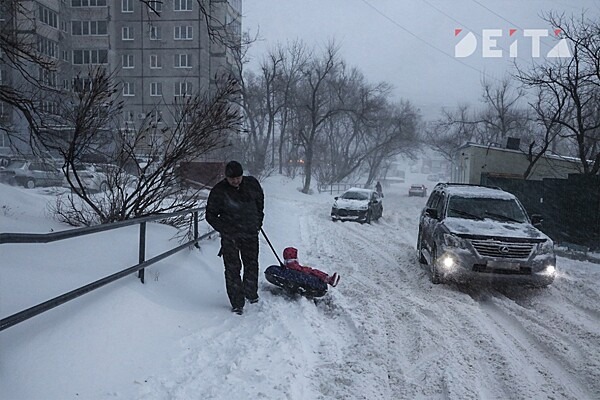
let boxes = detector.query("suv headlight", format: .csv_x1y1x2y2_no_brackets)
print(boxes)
537,239,554,255
443,233,468,249
358,204,368,210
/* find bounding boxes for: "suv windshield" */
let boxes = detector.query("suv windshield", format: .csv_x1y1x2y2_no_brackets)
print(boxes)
446,196,528,223
342,191,369,200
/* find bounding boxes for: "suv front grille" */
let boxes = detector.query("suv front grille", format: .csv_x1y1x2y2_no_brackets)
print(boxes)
470,240,534,259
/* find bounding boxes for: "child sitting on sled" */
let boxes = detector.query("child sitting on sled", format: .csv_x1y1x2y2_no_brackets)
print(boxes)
282,247,340,287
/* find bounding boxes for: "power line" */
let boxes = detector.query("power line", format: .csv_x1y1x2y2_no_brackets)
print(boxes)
421,0,518,55
357,0,502,82
421,0,480,37
469,0,554,51
470,0,522,28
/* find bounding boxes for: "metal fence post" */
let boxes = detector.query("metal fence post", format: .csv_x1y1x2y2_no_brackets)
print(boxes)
193,211,199,248
138,222,146,283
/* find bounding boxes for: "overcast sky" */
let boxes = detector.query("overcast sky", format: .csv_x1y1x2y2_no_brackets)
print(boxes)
242,0,599,119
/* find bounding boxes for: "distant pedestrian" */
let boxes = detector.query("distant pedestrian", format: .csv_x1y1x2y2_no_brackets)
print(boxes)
375,181,384,198
206,161,264,315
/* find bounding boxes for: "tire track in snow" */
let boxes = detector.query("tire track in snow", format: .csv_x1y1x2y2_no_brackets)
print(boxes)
300,201,502,399
475,296,594,399
299,209,394,400
298,189,600,400
486,288,600,398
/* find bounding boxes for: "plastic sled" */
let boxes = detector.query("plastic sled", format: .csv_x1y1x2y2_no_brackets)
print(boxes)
264,265,328,298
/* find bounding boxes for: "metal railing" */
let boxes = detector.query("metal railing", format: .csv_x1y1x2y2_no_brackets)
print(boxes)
319,182,366,194
0,208,216,332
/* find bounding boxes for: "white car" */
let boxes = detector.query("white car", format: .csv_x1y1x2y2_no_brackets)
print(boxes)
330,187,383,224
65,164,109,192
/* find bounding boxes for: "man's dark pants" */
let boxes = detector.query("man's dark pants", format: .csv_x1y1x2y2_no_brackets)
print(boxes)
220,236,259,309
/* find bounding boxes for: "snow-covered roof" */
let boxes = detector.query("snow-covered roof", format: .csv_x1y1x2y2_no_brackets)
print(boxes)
457,142,584,164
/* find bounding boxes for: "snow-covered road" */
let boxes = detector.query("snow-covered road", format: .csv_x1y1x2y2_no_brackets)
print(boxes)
259,183,600,400
3,178,600,399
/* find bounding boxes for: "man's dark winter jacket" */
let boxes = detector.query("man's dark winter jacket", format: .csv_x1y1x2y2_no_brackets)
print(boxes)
205,176,264,239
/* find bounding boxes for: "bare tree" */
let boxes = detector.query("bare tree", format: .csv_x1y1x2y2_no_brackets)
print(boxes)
293,42,348,193
424,105,478,164
522,87,566,178
517,12,600,175
275,41,309,174
51,71,241,225
478,77,529,145
362,101,421,187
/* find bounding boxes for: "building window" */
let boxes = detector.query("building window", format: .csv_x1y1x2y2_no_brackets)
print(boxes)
72,49,108,65
148,0,162,12
121,127,136,145
174,26,193,40
0,130,9,148
39,5,58,29
121,0,133,13
38,68,57,87
122,54,134,69
149,54,161,69
73,77,93,92
124,110,135,122
174,81,192,97
71,0,107,7
174,54,192,68
122,81,135,96
173,0,192,11
122,26,134,41
40,101,58,115
150,82,162,96
63,79,70,90
148,110,162,125
37,36,58,58
72,20,108,36
149,26,162,40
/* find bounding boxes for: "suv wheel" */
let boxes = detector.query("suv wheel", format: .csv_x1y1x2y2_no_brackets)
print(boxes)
430,246,443,284
26,179,36,189
365,210,372,224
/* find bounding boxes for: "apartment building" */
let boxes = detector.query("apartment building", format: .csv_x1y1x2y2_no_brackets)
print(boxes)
0,0,242,156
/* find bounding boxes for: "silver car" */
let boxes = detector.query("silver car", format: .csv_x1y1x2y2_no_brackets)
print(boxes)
0,159,64,188
417,183,556,287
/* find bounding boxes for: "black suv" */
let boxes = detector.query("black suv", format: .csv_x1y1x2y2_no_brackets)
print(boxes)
417,183,556,287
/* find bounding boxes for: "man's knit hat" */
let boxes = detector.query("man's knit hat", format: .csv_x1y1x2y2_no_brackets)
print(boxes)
225,161,243,178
